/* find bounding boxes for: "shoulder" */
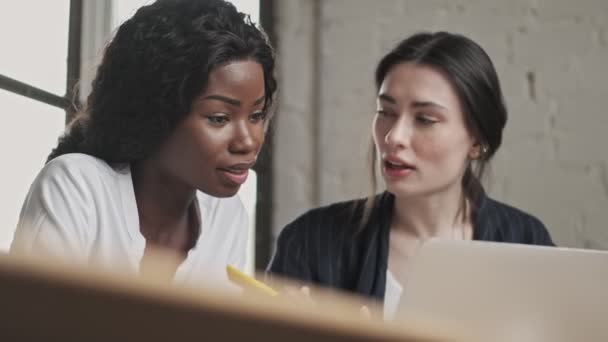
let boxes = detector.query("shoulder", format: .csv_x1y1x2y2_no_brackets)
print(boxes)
29,153,119,201
13,154,114,256
479,196,554,246
483,197,544,228
46,153,113,171
40,153,119,185
277,196,370,244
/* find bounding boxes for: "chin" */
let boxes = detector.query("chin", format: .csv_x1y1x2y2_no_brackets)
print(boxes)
385,182,424,198
202,186,240,198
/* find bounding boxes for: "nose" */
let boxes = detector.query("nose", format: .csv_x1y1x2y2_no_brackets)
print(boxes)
384,116,412,151
229,120,259,155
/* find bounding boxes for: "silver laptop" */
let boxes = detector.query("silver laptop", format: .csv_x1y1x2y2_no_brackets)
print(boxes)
395,240,608,342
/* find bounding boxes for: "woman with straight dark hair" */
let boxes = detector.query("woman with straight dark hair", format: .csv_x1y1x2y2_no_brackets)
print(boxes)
12,0,277,287
268,32,553,317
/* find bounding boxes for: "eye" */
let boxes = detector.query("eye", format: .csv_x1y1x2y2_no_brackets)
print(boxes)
415,115,438,125
376,109,395,117
206,115,229,125
249,111,268,123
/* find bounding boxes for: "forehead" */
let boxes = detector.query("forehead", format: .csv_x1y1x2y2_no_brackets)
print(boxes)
205,60,265,93
379,62,460,106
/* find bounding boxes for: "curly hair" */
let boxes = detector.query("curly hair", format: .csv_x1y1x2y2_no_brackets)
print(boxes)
48,0,277,163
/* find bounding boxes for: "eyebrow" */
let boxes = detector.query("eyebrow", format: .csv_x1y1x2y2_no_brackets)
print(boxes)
411,101,447,110
202,94,265,107
378,93,447,110
378,93,397,104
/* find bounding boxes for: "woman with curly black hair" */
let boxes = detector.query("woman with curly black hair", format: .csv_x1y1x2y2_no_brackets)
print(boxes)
11,0,276,287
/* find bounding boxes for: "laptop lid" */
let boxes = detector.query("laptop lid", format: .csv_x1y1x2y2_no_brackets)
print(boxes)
396,240,608,342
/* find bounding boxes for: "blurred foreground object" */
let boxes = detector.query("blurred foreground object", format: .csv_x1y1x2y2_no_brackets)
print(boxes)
0,249,466,341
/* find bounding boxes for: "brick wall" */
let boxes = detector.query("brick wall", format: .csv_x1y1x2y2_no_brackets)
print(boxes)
272,0,608,248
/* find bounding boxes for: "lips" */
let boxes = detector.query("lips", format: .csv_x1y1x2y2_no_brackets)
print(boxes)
382,155,415,179
217,161,255,186
383,156,415,170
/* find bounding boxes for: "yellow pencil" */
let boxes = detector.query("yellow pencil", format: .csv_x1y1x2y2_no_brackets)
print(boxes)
226,265,279,296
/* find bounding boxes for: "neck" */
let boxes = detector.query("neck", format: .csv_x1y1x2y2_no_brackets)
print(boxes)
131,159,196,237
391,184,467,239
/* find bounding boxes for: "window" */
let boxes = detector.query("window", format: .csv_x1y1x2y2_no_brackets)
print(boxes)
0,1,72,250
0,2,70,95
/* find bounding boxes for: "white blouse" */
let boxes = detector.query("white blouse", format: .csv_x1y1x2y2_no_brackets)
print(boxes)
384,269,404,320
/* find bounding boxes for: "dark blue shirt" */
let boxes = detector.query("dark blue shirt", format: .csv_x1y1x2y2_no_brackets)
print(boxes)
267,191,554,300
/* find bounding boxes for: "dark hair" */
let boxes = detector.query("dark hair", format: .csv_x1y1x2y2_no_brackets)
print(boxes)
363,31,507,226
48,0,277,163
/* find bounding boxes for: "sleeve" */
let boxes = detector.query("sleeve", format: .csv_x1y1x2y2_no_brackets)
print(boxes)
10,160,93,262
266,220,313,283
530,217,555,246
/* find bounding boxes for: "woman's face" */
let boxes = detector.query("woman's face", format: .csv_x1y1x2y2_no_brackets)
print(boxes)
373,62,480,198
156,59,267,197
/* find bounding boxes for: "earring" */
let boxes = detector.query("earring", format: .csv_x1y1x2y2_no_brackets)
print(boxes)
481,145,489,154
471,145,488,160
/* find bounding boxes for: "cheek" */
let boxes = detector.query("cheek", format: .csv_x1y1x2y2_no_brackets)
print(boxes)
413,130,471,169
191,125,228,160
372,118,387,150
251,124,266,149
172,119,226,165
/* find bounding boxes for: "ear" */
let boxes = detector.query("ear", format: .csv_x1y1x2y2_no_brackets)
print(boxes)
468,140,482,160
